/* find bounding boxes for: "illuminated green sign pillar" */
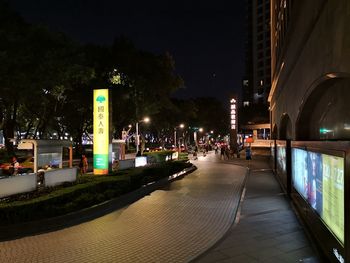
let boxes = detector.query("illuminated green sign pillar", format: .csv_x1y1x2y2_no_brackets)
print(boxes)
93,89,112,175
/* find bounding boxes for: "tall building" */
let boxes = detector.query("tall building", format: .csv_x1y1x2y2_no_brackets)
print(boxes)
242,0,271,107
240,0,271,140
269,1,350,262
269,0,350,140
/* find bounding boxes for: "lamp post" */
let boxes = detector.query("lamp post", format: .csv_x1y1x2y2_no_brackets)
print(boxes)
174,123,185,151
194,127,203,147
199,128,203,144
136,117,150,154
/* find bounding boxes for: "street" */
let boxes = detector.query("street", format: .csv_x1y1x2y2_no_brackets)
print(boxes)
0,153,247,263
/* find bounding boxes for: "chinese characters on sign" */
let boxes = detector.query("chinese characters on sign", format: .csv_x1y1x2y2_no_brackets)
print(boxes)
98,106,104,134
93,89,110,175
230,98,237,130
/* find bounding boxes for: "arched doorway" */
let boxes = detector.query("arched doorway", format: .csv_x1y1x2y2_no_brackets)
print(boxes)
271,124,278,139
296,77,350,140
279,114,292,140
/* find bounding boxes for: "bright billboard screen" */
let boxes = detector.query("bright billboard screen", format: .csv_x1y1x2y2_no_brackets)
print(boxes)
292,148,344,244
276,145,286,174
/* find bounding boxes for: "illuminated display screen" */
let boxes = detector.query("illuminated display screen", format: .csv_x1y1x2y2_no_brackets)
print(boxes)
93,89,109,174
276,145,286,174
270,142,275,159
292,148,344,244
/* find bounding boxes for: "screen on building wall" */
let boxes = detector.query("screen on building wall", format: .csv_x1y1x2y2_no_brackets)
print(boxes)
292,148,344,245
276,144,286,174
270,142,275,159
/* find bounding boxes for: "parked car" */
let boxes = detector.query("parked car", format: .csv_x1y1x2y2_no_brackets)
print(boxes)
0,156,34,175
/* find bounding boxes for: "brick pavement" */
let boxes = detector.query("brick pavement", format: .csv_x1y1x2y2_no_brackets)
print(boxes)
0,156,247,263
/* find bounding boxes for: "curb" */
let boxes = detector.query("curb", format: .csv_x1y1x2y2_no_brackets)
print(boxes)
190,165,249,262
0,165,197,242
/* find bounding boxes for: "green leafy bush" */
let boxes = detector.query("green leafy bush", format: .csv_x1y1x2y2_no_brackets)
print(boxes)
0,161,192,224
143,150,176,163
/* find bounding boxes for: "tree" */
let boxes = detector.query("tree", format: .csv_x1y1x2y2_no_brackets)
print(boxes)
190,97,230,135
0,1,35,153
0,2,95,153
109,37,184,136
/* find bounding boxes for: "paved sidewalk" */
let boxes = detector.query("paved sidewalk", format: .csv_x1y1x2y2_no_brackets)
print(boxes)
0,157,247,263
194,150,321,262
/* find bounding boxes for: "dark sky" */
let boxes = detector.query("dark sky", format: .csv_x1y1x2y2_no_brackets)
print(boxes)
9,0,245,105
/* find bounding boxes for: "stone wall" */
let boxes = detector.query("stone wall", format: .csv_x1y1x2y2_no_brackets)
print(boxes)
270,0,350,139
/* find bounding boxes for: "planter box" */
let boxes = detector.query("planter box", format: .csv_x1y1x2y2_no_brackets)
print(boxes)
0,174,37,198
44,168,77,187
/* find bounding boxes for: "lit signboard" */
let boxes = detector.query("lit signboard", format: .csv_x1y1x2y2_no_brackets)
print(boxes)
277,144,286,174
292,148,344,244
93,89,109,175
230,98,237,130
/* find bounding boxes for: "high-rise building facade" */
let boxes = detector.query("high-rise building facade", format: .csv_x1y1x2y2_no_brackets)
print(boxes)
241,0,271,129
269,0,350,140
243,0,271,107
269,1,350,262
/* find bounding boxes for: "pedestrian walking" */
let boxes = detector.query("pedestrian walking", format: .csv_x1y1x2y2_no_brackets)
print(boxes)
214,145,218,154
245,146,252,160
193,145,198,160
225,147,230,160
220,146,225,160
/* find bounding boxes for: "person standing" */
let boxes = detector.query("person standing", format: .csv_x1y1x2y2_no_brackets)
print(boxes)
12,156,19,175
220,146,225,160
245,146,252,160
79,155,88,174
214,145,218,154
193,145,198,160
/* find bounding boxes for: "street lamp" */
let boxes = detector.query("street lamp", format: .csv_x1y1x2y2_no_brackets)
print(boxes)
136,117,150,154
193,127,203,147
174,123,185,151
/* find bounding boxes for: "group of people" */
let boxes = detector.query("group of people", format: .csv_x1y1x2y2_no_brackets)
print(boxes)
214,144,252,160
218,145,234,160
7,154,89,177
192,145,209,160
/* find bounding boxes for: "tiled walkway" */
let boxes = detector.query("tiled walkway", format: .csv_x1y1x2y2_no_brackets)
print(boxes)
0,158,246,263
195,152,321,263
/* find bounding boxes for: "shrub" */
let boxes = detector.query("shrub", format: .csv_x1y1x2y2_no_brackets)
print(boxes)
0,160,192,224
143,150,175,163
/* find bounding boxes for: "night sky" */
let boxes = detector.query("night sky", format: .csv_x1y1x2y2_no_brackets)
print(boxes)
8,0,245,105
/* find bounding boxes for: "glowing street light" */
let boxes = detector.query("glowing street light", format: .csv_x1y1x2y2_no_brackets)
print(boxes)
136,117,150,154
174,123,185,151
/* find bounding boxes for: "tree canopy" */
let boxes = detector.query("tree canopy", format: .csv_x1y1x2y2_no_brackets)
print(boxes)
0,2,230,154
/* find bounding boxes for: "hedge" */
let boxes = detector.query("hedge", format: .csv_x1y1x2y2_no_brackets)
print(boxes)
0,161,192,224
